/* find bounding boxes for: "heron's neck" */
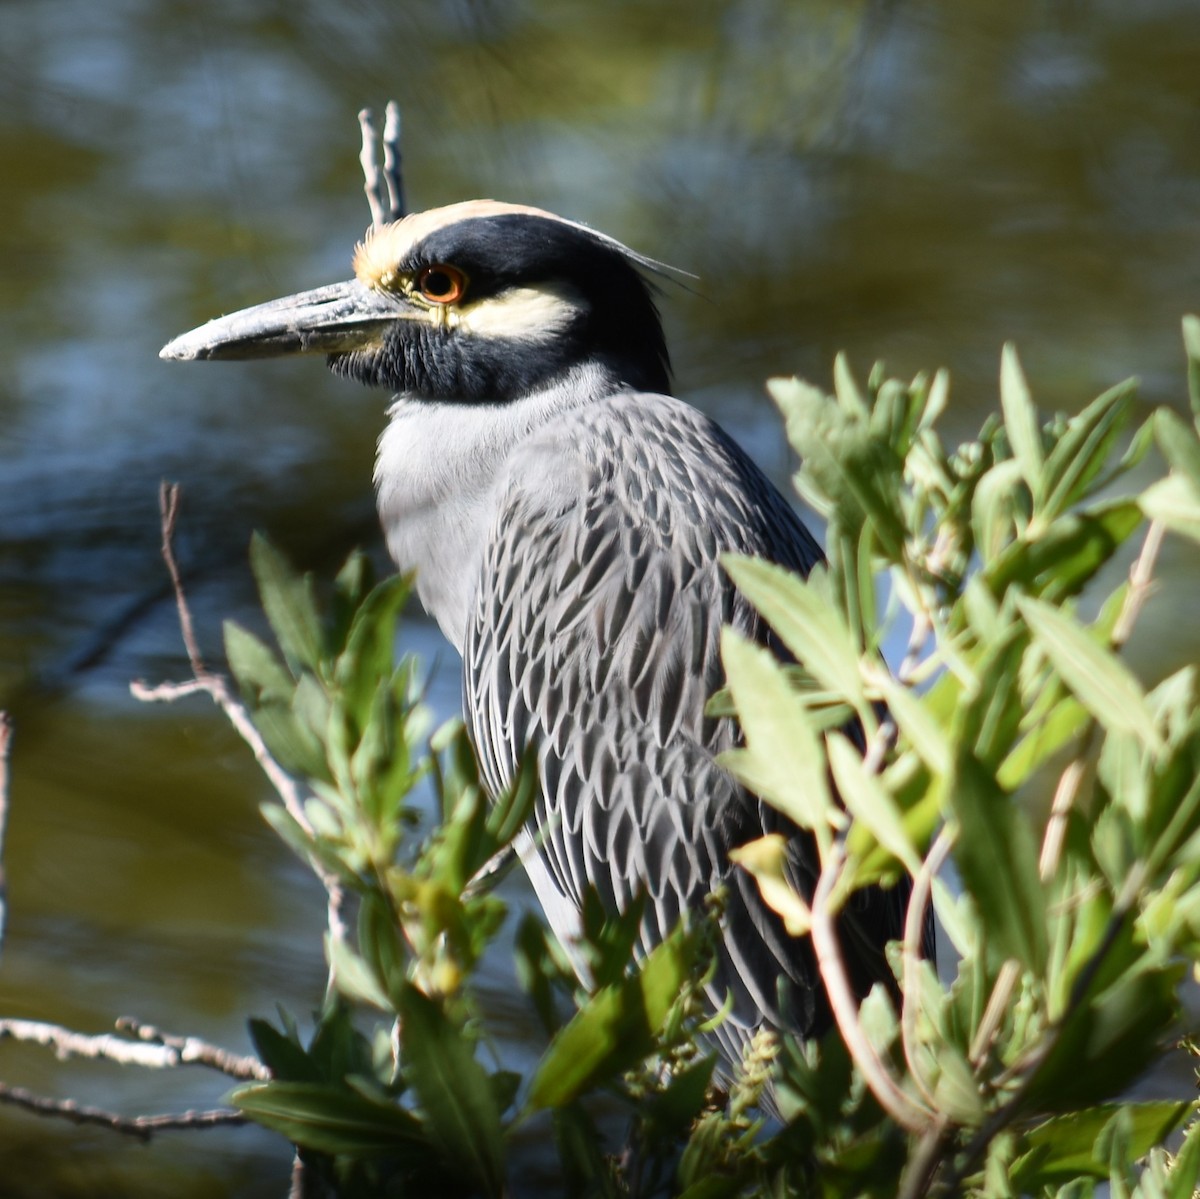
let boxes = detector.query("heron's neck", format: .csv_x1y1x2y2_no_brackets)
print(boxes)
373,362,620,650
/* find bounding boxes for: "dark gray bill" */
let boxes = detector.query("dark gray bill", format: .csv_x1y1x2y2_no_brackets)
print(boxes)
160,279,402,361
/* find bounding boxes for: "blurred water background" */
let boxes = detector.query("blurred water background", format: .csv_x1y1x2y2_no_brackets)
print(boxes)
2,1,1199,1193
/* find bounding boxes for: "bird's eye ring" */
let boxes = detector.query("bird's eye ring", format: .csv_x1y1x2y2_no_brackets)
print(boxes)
417,264,468,304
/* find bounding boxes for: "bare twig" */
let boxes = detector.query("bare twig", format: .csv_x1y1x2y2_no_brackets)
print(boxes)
1110,519,1165,650
382,101,406,221
1038,519,1165,884
0,1018,268,1080
810,842,931,1134
0,1083,244,1140
967,959,1020,1071
0,713,11,960
114,1018,269,1080
358,102,405,232
901,828,952,1109
130,482,350,976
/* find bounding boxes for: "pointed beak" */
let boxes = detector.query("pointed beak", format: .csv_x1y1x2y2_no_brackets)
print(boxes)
160,279,403,362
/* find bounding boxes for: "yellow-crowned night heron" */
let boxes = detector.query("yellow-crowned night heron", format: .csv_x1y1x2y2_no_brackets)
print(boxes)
161,200,909,1080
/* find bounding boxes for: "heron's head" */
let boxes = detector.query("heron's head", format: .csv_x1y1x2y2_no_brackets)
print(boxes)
161,200,672,400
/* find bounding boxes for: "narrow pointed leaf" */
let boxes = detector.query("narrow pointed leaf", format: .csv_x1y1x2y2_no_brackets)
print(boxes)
828,733,922,876
720,629,836,845
524,924,697,1113
951,746,1048,971
723,555,868,719
233,1080,427,1157
1015,594,1163,752
249,533,323,672
398,984,505,1196
1000,343,1044,498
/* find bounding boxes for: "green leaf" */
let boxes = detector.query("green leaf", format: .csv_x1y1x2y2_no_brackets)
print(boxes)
1015,595,1163,754
719,629,837,848
1154,408,1200,490
828,732,921,877
870,671,952,777
247,1017,320,1083
1041,379,1137,518
1011,1101,1192,1187
769,375,908,558
722,556,869,723
950,746,1048,971
327,935,391,1010
1184,314,1200,421
334,572,412,724
1000,343,1045,499
1025,962,1184,1110
249,533,323,672
398,984,505,1196
223,620,295,701
524,923,698,1113
985,500,1143,602
233,1079,427,1157
1142,473,1200,544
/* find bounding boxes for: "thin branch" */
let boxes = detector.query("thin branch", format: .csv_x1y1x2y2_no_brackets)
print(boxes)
901,828,952,1109
1111,519,1165,650
358,102,406,232
114,1018,269,1080
159,483,205,673
130,482,350,983
810,842,931,1134
0,1083,244,1141
0,1019,267,1080
0,713,11,961
1038,519,1164,884
967,959,1020,1071
358,108,387,231
381,101,406,221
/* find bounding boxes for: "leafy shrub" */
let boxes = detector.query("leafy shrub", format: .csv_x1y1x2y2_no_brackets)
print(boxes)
220,323,1200,1196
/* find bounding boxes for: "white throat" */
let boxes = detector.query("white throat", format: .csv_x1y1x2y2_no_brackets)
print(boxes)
373,363,618,651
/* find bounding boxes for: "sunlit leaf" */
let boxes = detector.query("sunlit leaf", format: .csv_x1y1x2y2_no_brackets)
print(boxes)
723,555,869,722
249,533,323,672
224,620,295,701
1142,473,1200,544
1015,594,1163,753
827,733,921,876
720,629,838,847
729,834,811,935
1041,379,1136,518
1000,343,1045,500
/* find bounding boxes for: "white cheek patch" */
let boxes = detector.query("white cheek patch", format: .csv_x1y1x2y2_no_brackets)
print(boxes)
450,283,584,340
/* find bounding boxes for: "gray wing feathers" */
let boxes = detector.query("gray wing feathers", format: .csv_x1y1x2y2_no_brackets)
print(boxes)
464,394,894,1063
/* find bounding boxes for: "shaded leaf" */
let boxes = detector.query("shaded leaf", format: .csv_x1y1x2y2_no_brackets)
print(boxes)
1011,1102,1191,1187
233,1080,427,1157
524,924,699,1113
951,746,1048,971
398,984,505,1196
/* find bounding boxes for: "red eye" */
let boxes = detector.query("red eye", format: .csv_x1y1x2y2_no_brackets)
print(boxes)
417,264,468,304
